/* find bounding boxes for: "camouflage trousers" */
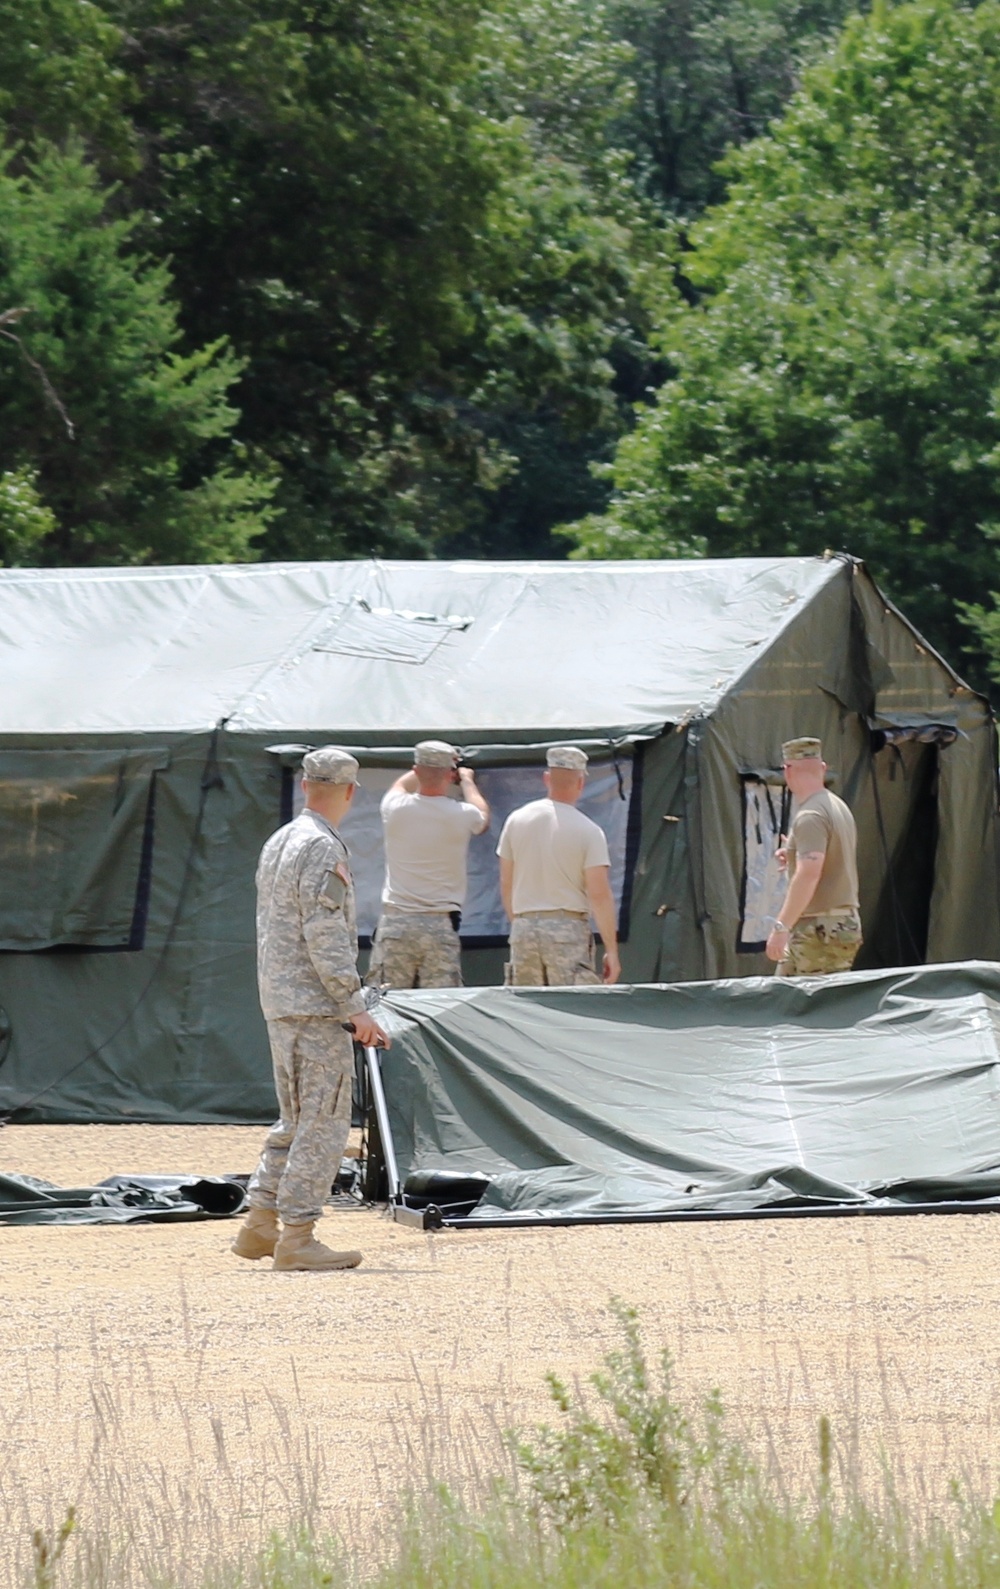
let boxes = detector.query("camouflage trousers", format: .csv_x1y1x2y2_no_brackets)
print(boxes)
508,912,600,987
369,911,462,989
777,910,863,977
248,1017,354,1224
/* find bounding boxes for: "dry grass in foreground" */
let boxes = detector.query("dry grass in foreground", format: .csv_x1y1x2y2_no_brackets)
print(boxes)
12,1301,1000,1589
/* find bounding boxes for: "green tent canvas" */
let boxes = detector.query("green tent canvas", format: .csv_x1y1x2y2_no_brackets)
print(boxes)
0,553,996,1123
374,964,1000,1223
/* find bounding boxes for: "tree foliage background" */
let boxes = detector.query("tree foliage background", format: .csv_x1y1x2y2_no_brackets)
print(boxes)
568,0,1000,678
3,0,1000,683
0,0,857,566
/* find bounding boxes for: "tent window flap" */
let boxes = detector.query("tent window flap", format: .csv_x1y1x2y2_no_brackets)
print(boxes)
0,749,169,950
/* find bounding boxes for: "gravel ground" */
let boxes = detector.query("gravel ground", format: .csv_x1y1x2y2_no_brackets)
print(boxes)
3,1125,1000,1578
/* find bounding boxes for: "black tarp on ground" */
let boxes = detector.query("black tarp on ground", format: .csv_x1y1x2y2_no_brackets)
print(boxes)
0,1171,246,1224
378,964,1000,1221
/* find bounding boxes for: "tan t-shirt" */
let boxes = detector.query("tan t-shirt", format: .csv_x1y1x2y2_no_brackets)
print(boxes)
380,788,487,912
786,788,859,915
497,798,610,915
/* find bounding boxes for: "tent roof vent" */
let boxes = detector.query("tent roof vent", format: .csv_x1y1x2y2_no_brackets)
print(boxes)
311,598,472,665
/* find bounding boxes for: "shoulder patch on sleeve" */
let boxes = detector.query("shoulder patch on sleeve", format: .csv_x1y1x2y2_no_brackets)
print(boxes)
321,863,350,909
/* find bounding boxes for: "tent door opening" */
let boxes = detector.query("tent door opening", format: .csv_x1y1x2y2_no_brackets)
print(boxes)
855,739,938,970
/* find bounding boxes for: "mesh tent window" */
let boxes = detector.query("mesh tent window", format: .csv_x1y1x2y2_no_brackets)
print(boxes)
0,748,168,950
738,775,790,954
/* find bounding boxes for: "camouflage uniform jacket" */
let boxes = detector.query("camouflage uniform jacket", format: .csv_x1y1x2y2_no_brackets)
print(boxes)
256,809,367,1022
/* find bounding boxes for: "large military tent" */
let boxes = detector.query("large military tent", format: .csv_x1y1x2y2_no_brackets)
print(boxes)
0,552,996,1124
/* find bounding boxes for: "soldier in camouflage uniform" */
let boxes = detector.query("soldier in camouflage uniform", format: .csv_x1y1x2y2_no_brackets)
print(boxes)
497,746,621,987
369,740,489,989
231,746,389,1273
766,737,863,977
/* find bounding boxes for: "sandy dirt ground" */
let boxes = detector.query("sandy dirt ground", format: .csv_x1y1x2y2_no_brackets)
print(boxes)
4,1124,1000,1579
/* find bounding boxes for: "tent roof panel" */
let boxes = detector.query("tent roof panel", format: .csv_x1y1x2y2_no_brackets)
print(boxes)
0,556,841,736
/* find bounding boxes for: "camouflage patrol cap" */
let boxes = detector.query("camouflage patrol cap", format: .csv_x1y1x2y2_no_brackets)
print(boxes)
414,739,459,767
547,745,588,771
781,737,823,762
302,746,359,784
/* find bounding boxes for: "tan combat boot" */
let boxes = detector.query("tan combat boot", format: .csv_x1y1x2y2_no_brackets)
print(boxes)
272,1220,362,1272
230,1205,279,1260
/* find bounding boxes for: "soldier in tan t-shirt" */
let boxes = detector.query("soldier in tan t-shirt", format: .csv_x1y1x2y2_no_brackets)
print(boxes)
765,737,863,977
497,746,621,986
369,739,490,989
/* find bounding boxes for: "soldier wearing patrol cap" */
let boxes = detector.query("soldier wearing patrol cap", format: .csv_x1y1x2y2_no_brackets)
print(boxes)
766,737,863,976
368,739,490,989
232,745,389,1273
497,746,621,986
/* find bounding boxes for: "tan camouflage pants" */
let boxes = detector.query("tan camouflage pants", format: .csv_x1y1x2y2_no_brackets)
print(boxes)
508,912,600,987
248,1017,354,1224
369,911,462,989
777,910,863,977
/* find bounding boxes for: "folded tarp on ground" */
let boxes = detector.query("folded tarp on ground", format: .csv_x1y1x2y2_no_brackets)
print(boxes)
0,1171,246,1225
379,963,1000,1222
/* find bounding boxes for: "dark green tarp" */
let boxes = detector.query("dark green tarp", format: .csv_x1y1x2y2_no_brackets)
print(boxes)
379,963,1000,1220
0,1171,246,1224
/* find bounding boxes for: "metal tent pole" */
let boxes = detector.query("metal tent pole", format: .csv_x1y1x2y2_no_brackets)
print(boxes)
363,1044,427,1225
363,1045,400,1199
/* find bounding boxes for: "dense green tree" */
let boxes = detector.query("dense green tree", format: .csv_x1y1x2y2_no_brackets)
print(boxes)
448,0,878,557
473,0,634,190
0,465,55,564
103,0,512,557
444,0,660,557
0,0,874,568
606,0,861,215
567,0,1000,674
0,0,132,169
443,148,653,557
97,0,655,561
0,145,274,563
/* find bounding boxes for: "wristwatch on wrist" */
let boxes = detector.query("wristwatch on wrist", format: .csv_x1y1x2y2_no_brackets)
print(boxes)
773,920,789,933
